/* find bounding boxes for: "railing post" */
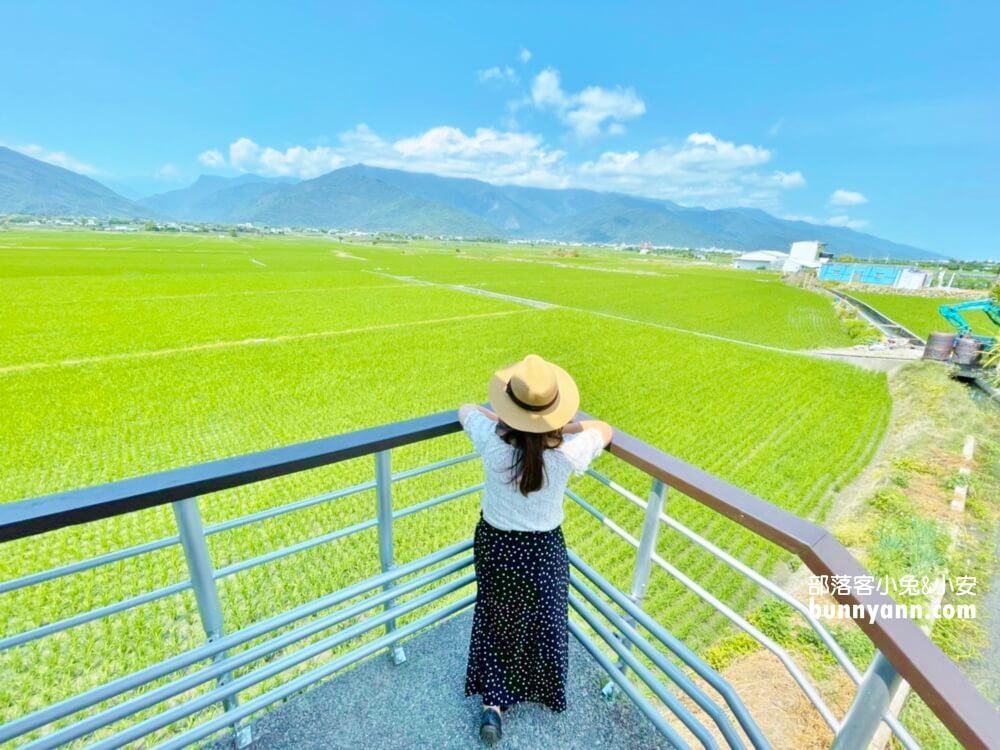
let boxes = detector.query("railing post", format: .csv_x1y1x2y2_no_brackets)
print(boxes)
831,650,901,750
172,498,252,749
602,477,667,701
374,450,407,664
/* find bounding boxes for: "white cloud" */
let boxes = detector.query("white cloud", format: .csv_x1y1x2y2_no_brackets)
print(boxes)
530,69,567,108
576,132,780,204
826,214,870,229
396,127,534,158
227,137,346,178
199,125,805,206
519,48,532,64
11,144,102,175
478,66,518,84
337,123,385,154
580,133,771,184
198,149,226,168
155,163,181,180
743,170,806,188
202,125,567,187
389,126,567,186
529,68,645,139
768,119,784,136
783,213,870,230
829,189,868,205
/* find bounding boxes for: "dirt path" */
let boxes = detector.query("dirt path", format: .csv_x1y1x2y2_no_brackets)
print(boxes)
808,346,924,374
0,309,532,375
368,269,828,357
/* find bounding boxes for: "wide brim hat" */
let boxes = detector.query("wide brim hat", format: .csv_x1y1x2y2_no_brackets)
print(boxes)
488,354,580,433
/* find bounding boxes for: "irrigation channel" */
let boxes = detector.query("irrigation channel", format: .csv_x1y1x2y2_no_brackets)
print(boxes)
831,291,926,345
848,290,1000,728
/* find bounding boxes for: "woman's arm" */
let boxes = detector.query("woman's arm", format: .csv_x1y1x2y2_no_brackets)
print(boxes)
458,403,498,426
563,419,613,446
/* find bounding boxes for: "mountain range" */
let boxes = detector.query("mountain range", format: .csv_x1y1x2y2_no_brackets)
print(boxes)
0,146,945,260
0,146,145,219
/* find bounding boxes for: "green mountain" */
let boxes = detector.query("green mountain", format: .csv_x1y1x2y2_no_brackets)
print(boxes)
245,168,501,235
138,174,297,221
3,146,945,260
0,146,145,218
145,164,943,259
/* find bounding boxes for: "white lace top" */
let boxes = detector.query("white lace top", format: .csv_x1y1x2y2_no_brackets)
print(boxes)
462,409,606,532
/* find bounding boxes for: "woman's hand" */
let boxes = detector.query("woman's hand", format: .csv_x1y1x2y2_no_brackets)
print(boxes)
563,419,613,446
459,403,498,426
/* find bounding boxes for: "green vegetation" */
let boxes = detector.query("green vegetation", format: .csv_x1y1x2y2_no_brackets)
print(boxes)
0,230,893,745
833,299,881,344
814,362,1000,750
355,246,856,349
852,290,999,339
980,285,1000,385
867,515,950,604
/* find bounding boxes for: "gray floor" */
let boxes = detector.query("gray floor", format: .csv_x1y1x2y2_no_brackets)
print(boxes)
204,609,673,750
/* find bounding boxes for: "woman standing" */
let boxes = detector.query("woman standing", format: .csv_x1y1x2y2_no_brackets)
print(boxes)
459,354,613,746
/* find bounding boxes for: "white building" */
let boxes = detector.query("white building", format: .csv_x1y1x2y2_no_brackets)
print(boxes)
789,241,825,261
733,250,789,270
782,240,829,273
897,268,933,289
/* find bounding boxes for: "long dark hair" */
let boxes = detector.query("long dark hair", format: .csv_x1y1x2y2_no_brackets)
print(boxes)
498,421,564,496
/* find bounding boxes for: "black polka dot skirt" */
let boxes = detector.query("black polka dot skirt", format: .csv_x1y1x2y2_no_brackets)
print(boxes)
464,514,569,712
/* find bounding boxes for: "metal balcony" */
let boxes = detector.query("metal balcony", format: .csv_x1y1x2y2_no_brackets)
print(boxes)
1,409,998,749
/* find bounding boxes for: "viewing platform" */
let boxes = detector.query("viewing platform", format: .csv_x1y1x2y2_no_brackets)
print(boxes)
203,609,671,750
1,409,998,749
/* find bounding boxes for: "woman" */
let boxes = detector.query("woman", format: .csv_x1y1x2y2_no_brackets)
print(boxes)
459,354,613,746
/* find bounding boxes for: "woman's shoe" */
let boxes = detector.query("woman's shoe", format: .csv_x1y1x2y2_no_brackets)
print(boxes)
480,706,502,746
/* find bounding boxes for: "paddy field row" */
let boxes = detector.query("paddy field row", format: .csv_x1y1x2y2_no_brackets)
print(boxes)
0,231,890,745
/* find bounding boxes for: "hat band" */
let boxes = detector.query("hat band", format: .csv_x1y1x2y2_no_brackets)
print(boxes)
505,380,558,413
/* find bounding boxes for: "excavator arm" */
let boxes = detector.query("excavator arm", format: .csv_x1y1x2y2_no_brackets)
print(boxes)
939,299,1000,342
939,303,973,336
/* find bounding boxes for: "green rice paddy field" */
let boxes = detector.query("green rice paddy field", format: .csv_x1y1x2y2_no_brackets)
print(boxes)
0,231,892,746
851,290,999,339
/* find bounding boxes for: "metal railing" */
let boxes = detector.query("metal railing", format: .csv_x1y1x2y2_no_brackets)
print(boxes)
1,409,998,750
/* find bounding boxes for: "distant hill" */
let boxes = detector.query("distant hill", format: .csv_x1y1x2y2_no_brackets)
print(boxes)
143,164,944,259
138,174,298,221
2,146,945,260
243,168,502,236
0,146,146,218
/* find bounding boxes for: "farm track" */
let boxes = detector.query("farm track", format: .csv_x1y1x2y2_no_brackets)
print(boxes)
364,270,557,309
0,309,533,375
368,269,820,357
573,308,808,356
5,284,411,305
116,283,407,302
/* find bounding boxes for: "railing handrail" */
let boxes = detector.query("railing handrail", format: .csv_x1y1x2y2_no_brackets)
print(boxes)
603,420,1000,750
3,407,999,748
0,409,463,543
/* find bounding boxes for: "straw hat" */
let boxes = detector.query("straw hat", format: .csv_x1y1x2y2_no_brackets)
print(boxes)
488,354,580,433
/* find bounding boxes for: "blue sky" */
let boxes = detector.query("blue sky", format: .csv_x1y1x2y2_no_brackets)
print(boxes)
2,1,997,258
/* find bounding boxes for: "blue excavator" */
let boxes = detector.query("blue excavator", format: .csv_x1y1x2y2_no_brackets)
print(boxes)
939,299,1000,350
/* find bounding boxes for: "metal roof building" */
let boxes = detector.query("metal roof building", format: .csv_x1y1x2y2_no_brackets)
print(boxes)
819,262,932,289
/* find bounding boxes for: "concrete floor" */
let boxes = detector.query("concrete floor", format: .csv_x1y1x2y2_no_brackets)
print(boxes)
202,609,674,750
